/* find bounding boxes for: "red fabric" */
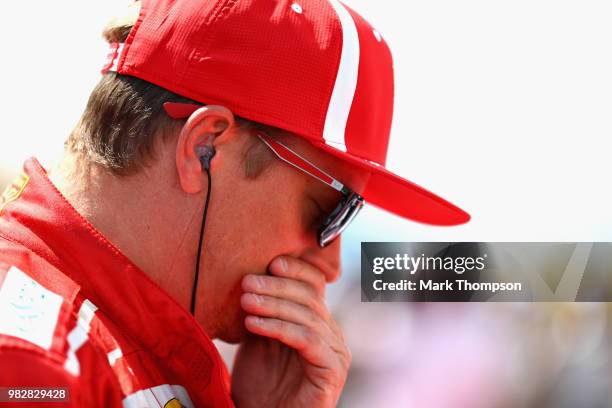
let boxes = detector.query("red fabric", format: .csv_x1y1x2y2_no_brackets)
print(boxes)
0,159,234,407
342,4,394,167
120,0,341,141
312,141,471,225
0,347,122,407
113,0,469,226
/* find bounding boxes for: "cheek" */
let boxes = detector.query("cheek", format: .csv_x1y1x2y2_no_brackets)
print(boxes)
202,167,311,292
202,178,305,281
225,176,308,246
198,190,306,337
227,202,305,258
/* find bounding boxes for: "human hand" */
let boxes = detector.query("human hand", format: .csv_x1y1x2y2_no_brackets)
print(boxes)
231,256,351,408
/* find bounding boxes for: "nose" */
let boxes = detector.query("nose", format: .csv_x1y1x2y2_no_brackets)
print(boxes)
300,236,342,283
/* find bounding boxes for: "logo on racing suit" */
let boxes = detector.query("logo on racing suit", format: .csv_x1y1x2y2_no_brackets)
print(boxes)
0,172,29,215
164,398,185,408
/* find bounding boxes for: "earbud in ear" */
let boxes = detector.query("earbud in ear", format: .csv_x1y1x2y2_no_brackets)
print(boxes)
196,145,216,170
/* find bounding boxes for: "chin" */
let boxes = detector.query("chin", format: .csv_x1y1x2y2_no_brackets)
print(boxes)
217,324,249,344
211,309,250,344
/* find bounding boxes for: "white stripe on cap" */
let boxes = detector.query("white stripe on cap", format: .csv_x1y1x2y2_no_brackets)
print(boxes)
109,43,125,72
323,0,360,153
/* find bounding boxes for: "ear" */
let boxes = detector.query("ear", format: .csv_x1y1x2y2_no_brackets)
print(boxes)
175,105,236,194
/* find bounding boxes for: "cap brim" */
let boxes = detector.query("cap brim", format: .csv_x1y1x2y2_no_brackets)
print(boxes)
164,103,469,225
312,141,471,226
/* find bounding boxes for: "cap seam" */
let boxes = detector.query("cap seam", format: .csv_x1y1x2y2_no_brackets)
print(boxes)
120,65,324,141
179,0,240,85
117,0,148,73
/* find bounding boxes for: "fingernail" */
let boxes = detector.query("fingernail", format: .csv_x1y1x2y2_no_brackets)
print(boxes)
277,257,288,272
252,294,263,304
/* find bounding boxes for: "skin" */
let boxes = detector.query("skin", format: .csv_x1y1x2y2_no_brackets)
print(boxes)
49,105,369,406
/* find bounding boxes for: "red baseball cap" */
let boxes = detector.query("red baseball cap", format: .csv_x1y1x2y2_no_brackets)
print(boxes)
103,0,470,226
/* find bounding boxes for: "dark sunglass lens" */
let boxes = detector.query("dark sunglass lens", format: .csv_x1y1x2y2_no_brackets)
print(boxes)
318,193,364,247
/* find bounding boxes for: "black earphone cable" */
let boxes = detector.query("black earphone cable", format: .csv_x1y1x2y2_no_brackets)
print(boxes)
190,166,212,315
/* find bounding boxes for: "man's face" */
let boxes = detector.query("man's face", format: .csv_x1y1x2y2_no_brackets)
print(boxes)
195,127,367,342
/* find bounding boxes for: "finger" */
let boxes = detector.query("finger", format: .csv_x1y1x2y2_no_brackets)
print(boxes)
242,274,325,315
268,256,326,296
244,316,335,369
268,257,347,341
241,293,335,339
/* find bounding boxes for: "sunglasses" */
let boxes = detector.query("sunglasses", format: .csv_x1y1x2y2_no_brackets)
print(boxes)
161,102,364,247
256,131,364,247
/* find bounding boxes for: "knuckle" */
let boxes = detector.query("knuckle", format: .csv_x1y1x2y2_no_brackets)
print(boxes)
278,319,291,334
303,307,319,327
331,369,344,385
331,318,343,336
308,299,328,320
303,327,320,345
306,284,318,298
305,296,319,312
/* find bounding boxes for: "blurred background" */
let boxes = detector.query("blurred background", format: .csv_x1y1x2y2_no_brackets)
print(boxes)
1,1,611,407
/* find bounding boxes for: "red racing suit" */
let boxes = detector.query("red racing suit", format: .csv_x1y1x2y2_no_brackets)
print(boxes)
0,158,235,407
